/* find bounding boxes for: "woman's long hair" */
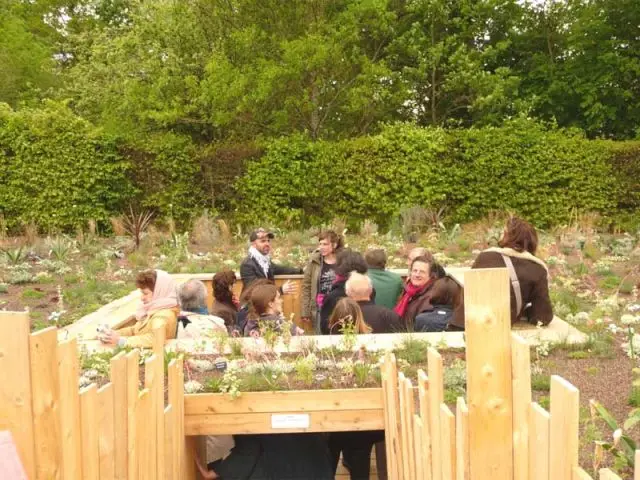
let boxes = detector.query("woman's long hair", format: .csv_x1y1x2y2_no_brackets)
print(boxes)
328,297,372,334
213,270,236,306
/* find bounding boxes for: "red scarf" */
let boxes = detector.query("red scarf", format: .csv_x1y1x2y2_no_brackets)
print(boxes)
394,279,433,317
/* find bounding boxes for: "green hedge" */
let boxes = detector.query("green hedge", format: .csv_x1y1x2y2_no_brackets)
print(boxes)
234,119,635,229
0,101,134,232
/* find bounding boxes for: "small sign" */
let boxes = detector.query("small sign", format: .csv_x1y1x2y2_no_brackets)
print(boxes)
271,414,310,429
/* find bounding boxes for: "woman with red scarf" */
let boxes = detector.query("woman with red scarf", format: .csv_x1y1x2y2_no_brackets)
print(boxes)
395,256,450,328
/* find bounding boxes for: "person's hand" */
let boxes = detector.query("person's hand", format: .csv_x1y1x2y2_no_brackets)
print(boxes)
195,455,219,479
282,280,298,295
249,329,261,338
295,326,305,336
99,329,121,346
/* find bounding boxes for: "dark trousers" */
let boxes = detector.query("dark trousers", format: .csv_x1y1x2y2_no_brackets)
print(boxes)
328,431,384,480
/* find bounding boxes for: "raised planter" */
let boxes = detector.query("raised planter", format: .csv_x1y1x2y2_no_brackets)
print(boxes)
184,388,384,435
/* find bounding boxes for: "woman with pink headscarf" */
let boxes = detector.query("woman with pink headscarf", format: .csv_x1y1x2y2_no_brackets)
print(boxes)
100,269,179,348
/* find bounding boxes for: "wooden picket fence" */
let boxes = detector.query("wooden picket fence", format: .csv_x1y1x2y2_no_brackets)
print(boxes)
0,267,638,479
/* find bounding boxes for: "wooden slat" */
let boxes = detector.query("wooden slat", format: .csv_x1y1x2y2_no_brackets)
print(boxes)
168,358,182,480
529,402,550,480
185,409,384,435
599,469,622,480
383,353,402,480
465,268,513,479
125,350,139,480
80,385,99,480
29,326,62,479
109,352,127,480
185,388,384,414
550,376,579,480
152,328,166,480
381,355,394,480
144,354,159,480
164,406,174,480
0,311,36,479
57,337,82,480
636,451,640,480
136,389,151,480
178,357,188,479
418,370,432,480
456,397,469,480
427,348,444,480
440,403,456,480
398,374,414,480
414,415,425,480
97,383,115,480
574,466,594,479
512,333,531,480
184,436,198,480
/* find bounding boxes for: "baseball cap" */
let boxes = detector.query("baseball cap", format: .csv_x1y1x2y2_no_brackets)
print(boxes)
249,228,275,242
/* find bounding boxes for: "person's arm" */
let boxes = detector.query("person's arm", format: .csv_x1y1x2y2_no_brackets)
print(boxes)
301,262,313,319
123,312,172,348
114,325,136,337
528,272,554,326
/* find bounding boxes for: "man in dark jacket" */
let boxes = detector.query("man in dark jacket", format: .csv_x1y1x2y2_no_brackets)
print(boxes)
239,228,302,295
345,272,403,333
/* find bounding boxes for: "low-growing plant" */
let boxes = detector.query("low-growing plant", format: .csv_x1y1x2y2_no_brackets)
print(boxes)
0,283,8,294
353,361,373,387
212,330,228,354
21,289,45,300
48,236,74,261
294,357,315,386
229,338,243,359
1,246,26,265
395,335,430,364
339,318,358,352
590,400,639,471
122,206,154,249
531,374,551,392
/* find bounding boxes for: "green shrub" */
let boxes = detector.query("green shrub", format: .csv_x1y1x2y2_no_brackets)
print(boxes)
0,101,134,232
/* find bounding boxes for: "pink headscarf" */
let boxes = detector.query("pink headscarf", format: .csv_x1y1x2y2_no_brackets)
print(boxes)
135,269,178,320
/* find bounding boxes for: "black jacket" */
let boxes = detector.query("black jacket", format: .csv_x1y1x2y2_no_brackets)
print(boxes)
319,279,347,334
357,300,403,334
240,256,302,293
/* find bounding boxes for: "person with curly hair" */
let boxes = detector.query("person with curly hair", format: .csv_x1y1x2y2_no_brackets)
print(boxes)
211,270,239,333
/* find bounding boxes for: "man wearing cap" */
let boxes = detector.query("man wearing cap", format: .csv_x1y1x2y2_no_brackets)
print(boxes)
240,228,302,295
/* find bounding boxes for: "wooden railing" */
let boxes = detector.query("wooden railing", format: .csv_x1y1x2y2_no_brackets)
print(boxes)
0,268,633,479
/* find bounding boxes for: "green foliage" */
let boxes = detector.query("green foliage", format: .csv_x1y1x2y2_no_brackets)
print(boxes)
531,374,551,392
394,335,430,365
1,245,26,265
591,400,639,470
235,120,623,228
0,102,134,232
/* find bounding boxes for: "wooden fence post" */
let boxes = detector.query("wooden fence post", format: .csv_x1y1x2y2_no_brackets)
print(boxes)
168,358,182,480
512,333,532,480
152,327,166,480
0,311,36,479
125,350,139,480
529,402,550,480
97,383,115,479
417,370,432,480
382,353,401,480
144,354,159,479
58,338,82,480
440,404,456,480
427,348,444,480
465,268,513,479
29,326,62,479
456,397,469,480
80,384,99,480
550,375,579,479
109,352,128,480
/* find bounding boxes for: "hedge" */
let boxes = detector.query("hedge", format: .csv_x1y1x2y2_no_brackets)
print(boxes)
234,119,637,229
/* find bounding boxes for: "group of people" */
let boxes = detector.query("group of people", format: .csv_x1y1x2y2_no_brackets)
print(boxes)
96,216,554,479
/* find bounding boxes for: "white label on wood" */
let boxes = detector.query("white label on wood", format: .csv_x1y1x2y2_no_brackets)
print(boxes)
271,414,310,429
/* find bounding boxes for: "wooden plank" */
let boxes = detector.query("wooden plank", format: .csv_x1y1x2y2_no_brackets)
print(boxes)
456,397,469,480
0,311,36,480
404,378,416,480
97,383,115,480
57,337,82,480
550,376,579,480
144,354,159,480
109,352,127,480
125,350,139,480
383,353,402,480
185,409,385,435
151,328,166,480
398,373,413,480
80,385,99,480
414,415,425,480
184,436,198,480
381,355,394,480
168,358,182,480
136,389,151,480
29,326,62,479
464,268,513,479
418,370,432,480
185,388,384,414
512,333,532,480
574,466,594,479
599,469,622,480
636,451,640,480
440,403,456,480
529,402,550,480
177,357,188,479
427,348,444,480
164,406,174,480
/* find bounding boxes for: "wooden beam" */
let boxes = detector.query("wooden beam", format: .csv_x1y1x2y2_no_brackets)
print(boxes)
465,268,513,479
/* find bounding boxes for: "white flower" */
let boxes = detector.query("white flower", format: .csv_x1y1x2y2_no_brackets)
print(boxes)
184,380,203,394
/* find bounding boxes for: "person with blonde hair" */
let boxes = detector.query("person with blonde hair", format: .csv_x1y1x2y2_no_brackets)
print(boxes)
328,297,372,334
